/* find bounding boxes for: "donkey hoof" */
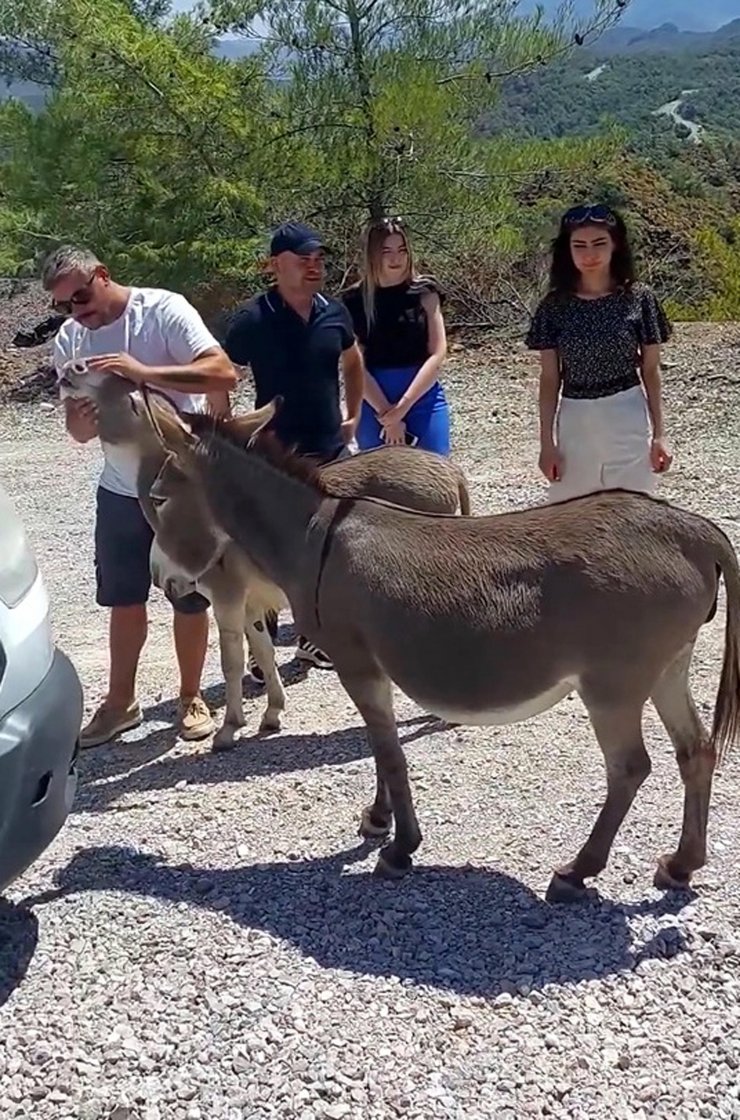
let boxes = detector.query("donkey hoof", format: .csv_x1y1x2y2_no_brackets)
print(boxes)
373,848,412,880
654,855,692,892
258,715,281,735
545,871,590,904
211,737,237,754
211,725,241,753
358,806,392,839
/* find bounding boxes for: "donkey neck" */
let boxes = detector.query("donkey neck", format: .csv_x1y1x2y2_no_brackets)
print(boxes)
95,400,165,456
196,437,325,589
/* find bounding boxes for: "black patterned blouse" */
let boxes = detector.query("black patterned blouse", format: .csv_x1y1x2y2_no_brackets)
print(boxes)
525,282,672,400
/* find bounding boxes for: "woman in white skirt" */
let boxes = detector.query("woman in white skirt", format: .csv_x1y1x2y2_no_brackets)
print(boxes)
526,203,673,503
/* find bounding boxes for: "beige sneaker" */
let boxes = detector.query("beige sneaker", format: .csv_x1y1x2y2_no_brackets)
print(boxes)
178,695,214,741
79,700,143,749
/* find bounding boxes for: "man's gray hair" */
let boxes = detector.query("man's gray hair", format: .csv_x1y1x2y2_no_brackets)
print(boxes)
40,244,104,291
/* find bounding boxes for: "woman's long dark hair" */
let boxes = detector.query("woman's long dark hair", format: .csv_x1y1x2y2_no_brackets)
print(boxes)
548,205,636,296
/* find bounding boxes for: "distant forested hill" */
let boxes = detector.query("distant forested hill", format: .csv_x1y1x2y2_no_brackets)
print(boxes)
481,38,740,142
477,29,740,321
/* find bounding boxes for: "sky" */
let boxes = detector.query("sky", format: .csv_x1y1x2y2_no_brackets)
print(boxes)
169,1,738,33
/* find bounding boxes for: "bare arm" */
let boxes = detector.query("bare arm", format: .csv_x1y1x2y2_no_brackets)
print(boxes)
538,349,561,449
363,370,392,415
639,343,665,439
86,346,237,396
384,291,447,422
64,398,98,444
340,342,366,426
142,347,237,394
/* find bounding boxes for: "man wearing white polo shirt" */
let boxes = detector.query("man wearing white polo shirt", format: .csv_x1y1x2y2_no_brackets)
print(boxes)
42,244,237,748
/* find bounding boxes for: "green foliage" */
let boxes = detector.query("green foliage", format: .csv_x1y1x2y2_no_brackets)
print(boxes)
0,0,273,291
200,0,625,298
667,219,740,321
7,0,738,321
0,0,627,310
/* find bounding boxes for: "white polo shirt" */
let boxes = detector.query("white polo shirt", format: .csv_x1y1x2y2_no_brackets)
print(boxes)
54,286,219,498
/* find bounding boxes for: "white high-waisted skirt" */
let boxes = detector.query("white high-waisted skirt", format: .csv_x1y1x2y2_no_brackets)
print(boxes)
548,384,655,504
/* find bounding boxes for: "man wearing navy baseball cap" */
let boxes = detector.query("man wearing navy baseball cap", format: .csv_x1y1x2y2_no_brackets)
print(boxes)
221,219,365,672
268,221,326,257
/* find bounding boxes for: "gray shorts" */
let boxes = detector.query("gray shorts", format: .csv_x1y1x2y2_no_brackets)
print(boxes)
94,486,209,614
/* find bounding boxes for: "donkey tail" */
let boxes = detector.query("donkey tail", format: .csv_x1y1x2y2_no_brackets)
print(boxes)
710,531,740,766
457,474,472,516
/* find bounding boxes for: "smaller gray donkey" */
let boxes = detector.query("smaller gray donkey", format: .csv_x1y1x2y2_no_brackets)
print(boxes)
59,365,474,749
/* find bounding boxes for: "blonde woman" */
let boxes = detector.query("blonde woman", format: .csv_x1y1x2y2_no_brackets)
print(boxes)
341,217,451,454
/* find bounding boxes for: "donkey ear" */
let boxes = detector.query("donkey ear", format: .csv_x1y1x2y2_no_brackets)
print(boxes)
149,450,187,503
222,396,281,448
141,384,194,454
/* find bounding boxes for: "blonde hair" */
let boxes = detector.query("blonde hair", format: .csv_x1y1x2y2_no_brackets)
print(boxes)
359,217,416,326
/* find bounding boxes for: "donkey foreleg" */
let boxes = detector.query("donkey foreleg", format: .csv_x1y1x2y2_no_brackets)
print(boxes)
336,665,421,876
210,598,248,752
359,769,392,840
244,613,285,734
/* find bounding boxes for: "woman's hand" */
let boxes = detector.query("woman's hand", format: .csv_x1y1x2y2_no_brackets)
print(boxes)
379,399,410,429
539,443,564,483
650,436,673,473
381,417,407,446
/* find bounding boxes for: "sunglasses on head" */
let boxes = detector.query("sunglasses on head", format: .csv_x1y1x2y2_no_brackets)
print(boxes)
563,204,617,228
51,270,99,316
370,215,405,231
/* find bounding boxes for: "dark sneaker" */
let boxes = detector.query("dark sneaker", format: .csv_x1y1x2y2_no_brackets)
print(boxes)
247,654,265,686
296,636,333,670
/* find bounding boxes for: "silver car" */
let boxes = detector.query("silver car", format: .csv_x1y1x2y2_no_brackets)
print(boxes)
0,484,82,892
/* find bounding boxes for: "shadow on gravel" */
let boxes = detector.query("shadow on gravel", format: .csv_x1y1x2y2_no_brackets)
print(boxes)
20,841,695,999
73,713,447,814
0,898,39,1006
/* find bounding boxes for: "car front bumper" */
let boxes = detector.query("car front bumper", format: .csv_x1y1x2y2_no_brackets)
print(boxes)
0,648,82,893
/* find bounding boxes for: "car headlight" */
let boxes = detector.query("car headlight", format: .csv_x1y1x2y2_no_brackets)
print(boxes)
0,488,40,608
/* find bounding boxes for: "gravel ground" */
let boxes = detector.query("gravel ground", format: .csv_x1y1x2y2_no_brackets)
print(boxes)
1,323,740,1120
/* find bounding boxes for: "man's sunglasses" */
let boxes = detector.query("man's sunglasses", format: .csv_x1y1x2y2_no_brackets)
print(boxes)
563,204,617,228
51,271,99,316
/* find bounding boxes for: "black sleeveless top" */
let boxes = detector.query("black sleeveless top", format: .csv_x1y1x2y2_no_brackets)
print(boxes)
341,277,445,369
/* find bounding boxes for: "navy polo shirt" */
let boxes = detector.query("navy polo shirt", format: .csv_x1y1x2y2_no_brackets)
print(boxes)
221,289,356,457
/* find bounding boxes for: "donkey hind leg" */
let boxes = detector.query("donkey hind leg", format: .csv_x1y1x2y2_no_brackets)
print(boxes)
336,666,422,878
651,642,715,891
547,698,651,903
209,597,248,752
244,613,285,734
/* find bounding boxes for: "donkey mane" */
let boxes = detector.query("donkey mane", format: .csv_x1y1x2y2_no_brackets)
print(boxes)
183,410,330,493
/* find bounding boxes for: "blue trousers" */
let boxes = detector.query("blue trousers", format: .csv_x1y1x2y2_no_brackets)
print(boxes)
356,365,451,455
